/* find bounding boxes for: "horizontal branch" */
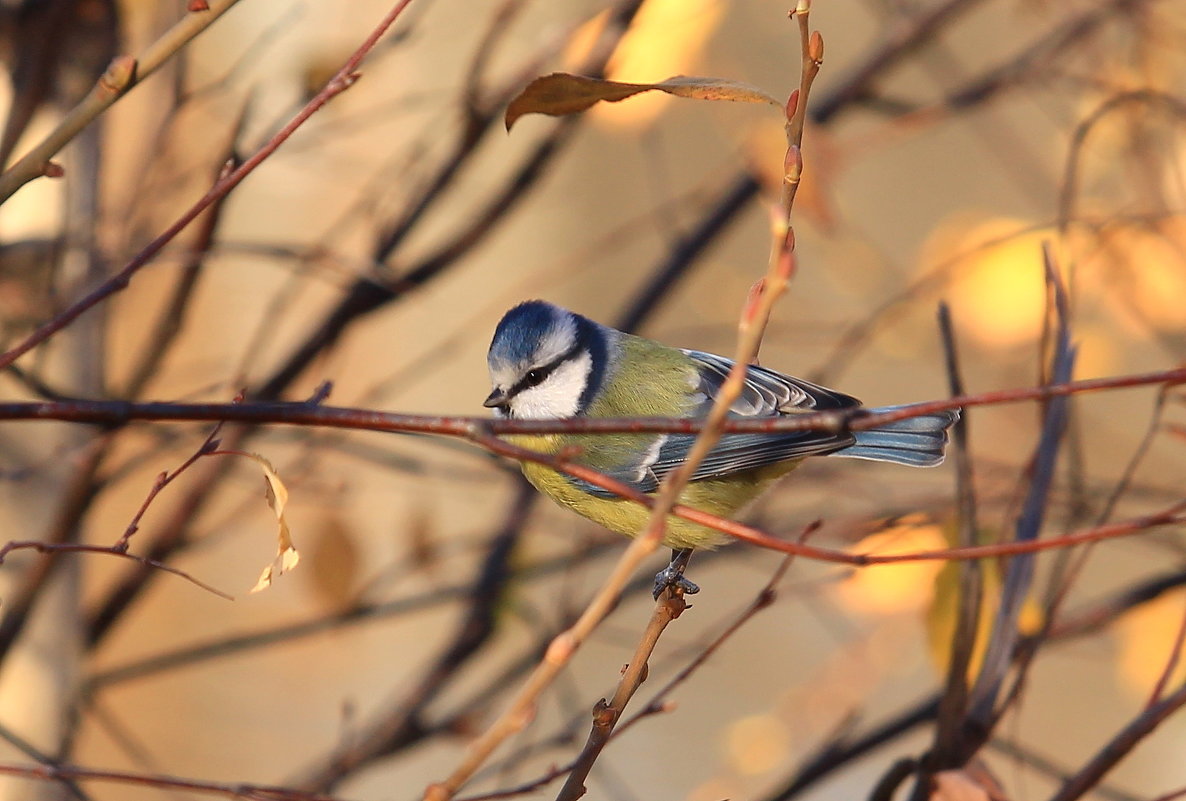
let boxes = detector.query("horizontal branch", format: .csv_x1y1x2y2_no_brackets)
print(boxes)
1,365,1181,569
0,760,339,801
0,364,1180,436
0,0,414,371
0,541,230,599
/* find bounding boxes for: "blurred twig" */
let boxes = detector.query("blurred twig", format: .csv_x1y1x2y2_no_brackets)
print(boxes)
0,0,413,371
962,244,1074,742
257,0,644,399
291,484,533,793
553,588,687,800
1048,681,1186,801
0,0,245,204
0,760,343,801
928,302,982,771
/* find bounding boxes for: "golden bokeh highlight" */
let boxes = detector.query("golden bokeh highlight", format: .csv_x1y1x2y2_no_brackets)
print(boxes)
833,523,947,616
1113,588,1186,696
594,0,724,129
724,713,792,776
923,216,1054,347
1068,322,1119,380
1078,216,1186,331
561,9,611,72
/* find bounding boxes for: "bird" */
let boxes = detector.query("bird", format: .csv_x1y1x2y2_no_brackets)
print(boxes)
484,299,958,595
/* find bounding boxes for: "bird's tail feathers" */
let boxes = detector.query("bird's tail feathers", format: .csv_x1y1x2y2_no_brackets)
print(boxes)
836,405,960,467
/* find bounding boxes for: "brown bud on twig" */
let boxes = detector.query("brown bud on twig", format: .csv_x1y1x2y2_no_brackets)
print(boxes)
187,0,210,10
784,143,802,184
744,278,767,324
785,88,800,121
776,233,797,281
43,162,65,178
809,31,824,63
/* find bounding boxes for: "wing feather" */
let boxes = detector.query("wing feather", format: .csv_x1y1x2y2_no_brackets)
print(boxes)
568,350,864,498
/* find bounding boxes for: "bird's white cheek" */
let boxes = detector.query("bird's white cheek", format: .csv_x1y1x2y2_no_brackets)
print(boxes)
508,353,591,419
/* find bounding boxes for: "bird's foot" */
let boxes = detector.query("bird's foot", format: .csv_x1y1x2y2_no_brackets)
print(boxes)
652,549,700,600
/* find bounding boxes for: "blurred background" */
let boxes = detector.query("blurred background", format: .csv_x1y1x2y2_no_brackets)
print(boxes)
0,0,1183,799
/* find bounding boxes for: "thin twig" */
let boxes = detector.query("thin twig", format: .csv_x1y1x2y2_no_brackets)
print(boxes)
115,421,226,550
0,0,246,204
0,761,344,801
554,589,687,800
461,553,799,801
964,244,1075,734
1146,591,1186,708
0,363,1183,438
0,541,230,600
928,302,982,769
1047,681,1186,801
0,0,415,372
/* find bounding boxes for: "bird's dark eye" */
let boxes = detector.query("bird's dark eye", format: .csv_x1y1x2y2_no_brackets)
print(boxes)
525,369,545,387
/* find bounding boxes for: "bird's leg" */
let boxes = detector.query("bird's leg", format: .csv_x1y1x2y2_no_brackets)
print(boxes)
652,548,700,600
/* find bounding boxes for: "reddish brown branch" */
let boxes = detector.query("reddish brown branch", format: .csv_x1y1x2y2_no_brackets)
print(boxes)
1048,681,1186,801
0,0,415,373
0,541,230,600
0,760,342,801
0,363,1179,436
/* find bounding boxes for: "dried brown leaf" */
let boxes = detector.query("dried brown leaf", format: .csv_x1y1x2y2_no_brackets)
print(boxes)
246,453,300,593
505,72,781,130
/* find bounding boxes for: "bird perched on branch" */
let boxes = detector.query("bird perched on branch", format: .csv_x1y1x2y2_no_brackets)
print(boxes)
484,300,958,595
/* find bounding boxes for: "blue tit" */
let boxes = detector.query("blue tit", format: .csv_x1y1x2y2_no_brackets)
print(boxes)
484,300,958,555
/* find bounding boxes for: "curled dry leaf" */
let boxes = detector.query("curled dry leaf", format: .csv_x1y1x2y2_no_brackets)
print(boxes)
244,453,300,593
505,72,781,130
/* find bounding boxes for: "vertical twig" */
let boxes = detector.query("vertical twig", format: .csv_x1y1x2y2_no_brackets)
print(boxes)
964,244,1075,734
926,303,982,772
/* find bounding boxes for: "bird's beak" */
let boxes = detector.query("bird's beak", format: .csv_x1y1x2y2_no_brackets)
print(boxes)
483,388,508,409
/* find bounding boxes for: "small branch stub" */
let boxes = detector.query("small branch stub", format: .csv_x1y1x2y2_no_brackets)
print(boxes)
99,55,138,97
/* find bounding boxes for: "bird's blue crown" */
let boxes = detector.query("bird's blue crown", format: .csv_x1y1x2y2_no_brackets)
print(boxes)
489,300,569,366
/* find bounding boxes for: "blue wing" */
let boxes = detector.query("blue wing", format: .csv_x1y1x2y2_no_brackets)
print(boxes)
569,350,863,499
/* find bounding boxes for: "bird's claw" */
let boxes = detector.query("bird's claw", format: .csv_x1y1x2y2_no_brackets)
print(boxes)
652,564,700,600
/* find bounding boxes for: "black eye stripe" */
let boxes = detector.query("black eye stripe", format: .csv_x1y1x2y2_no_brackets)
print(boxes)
508,340,583,398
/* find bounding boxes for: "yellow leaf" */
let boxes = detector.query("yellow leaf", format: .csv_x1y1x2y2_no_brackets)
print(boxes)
926,524,1045,680
245,453,300,593
505,73,780,130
